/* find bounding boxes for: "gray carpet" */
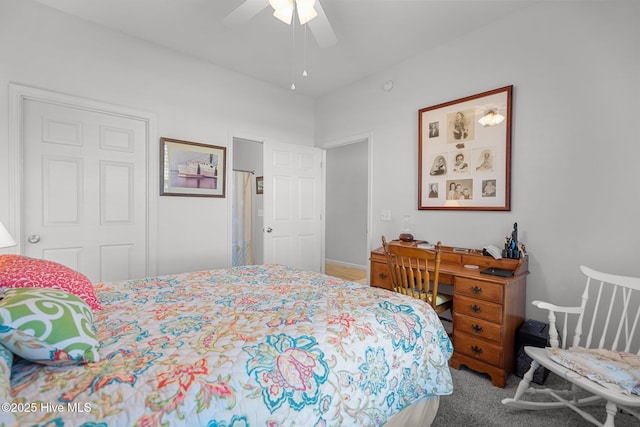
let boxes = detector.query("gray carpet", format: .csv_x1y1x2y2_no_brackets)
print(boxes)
431,365,638,426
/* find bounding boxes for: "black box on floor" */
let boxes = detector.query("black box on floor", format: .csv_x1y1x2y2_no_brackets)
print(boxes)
515,319,551,384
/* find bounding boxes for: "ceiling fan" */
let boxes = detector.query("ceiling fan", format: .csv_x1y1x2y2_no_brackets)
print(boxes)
223,0,337,48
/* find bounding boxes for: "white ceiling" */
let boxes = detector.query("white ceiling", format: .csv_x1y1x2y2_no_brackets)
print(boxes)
32,0,539,98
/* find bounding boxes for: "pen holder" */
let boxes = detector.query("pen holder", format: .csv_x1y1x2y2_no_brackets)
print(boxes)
503,247,521,259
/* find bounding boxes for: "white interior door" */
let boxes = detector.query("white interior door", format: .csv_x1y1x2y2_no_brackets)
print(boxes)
22,98,148,283
263,141,322,272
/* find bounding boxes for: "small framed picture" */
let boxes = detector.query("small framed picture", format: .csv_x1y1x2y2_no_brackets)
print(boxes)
160,137,226,197
256,176,264,194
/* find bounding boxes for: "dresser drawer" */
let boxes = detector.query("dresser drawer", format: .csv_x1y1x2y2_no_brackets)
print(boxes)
454,295,503,324
370,260,393,291
454,332,503,366
454,313,502,343
455,277,503,303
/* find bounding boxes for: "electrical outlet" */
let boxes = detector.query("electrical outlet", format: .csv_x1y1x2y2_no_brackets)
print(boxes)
380,210,391,222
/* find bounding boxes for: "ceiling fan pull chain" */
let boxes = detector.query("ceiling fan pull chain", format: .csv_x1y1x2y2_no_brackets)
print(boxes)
302,23,308,78
290,1,296,90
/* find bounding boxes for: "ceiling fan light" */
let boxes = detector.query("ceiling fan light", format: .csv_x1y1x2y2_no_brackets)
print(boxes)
273,7,293,24
296,0,316,7
270,0,294,24
297,7,317,25
269,0,290,10
296,0,318,25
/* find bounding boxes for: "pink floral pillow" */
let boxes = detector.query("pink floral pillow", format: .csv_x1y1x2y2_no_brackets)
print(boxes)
0,255,102,311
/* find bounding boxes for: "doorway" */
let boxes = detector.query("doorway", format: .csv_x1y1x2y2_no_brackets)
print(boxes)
231,138,263,265
324,138,369,282
230,137,323,271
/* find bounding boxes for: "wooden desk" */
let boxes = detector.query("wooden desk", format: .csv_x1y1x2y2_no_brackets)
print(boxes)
370,240,528,387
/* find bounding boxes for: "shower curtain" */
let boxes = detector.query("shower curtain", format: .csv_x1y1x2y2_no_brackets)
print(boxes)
232,171,254,266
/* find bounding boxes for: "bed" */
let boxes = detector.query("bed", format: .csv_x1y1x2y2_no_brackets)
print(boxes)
0,263,453,426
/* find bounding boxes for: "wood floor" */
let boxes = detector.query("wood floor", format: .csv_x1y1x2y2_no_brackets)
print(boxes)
325,263,367,285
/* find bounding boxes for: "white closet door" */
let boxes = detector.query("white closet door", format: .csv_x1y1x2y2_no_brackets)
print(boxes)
23,99,148,283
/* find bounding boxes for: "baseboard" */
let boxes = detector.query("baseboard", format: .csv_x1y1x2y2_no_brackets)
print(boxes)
325,259,367,271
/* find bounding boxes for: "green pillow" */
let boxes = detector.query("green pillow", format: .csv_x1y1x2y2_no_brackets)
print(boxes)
0,288,100,365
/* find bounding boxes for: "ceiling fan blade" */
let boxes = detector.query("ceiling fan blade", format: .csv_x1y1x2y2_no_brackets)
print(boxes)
223,0,270,26
308,1,337,48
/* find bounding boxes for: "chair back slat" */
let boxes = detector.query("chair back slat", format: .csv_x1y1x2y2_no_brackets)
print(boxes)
629,304,640,353
394,250,430,298
570,266,640,354
597,281,617,350
381,236,444,311
582,279,598,348
611,287,631,351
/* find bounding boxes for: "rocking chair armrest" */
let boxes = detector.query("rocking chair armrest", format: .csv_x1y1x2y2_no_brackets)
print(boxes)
531,300,583,315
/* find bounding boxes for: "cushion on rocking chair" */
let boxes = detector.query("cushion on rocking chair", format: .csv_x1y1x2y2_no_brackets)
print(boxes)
547,347,640,396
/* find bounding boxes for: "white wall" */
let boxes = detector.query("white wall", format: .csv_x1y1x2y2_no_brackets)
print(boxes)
325,141,368,268
315,1,640,321
0,0,315,275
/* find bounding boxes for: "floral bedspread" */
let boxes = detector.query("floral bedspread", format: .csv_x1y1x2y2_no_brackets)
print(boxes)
4,264,452,426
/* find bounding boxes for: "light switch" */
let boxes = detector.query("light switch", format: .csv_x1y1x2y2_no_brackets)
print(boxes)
380,209,391,222
258,209,263,217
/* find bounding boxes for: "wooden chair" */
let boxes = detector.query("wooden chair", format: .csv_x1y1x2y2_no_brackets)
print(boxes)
381,236,452,315
502,266,640,427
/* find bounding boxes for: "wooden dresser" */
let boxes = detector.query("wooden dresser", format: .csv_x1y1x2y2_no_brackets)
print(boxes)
370,240,528,387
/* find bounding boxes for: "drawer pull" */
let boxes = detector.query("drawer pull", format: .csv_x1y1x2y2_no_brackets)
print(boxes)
379,273,387,279
470,285,483,294
471,324,484,334
471,345,483,356
470,304,482,313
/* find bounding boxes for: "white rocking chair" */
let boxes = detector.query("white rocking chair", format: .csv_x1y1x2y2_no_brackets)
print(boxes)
502,266,640,427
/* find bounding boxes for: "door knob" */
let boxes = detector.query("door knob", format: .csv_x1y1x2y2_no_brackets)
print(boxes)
265,227,273,233
27,235,41,244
